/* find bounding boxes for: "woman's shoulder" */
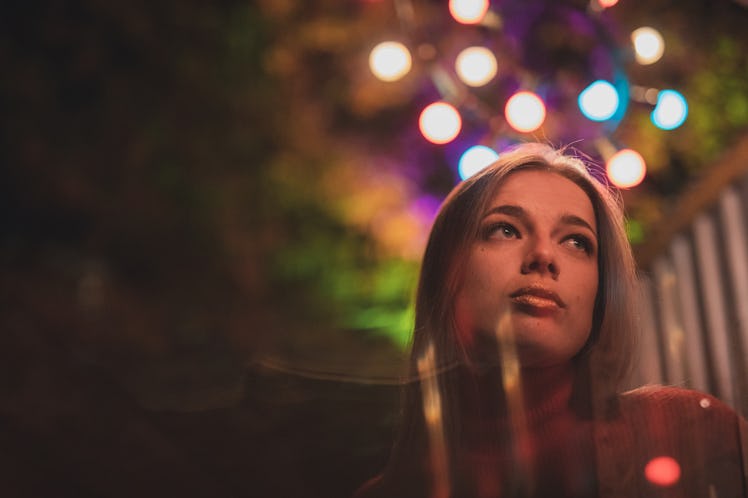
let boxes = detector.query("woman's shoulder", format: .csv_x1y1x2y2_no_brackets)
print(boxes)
618,384,739,422
622,383,724,403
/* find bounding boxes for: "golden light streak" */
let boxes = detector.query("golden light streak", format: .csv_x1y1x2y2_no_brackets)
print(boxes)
494,308,535,496
417,342,451,498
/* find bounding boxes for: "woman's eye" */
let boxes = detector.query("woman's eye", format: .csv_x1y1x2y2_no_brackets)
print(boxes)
485,223,519,240
565,235,594,254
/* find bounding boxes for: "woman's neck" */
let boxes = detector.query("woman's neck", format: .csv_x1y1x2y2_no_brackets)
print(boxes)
457,362,576,436
453,363,596,497
520,363,575,422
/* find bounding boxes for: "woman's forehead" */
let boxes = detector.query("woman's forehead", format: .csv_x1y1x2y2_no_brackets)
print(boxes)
485,170,595,220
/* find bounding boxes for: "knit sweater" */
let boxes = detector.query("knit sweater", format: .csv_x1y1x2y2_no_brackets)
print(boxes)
354,385,747,498
595,385,747,498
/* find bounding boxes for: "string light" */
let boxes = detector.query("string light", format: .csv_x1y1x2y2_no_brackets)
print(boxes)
607,148,646,188
458,145,499,180
632,27,665,65
455,47,498,87
419,102,462,144
449,0,490,24
579,80,620,121
369,41,412,82
505,91,546,133
651,89,688,130
366,2,689,191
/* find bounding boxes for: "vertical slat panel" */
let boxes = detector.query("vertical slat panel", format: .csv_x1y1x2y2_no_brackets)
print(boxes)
693,214,735,407
634,276,665,387
718,187,748,411
669,235,710,392
652,257,687,385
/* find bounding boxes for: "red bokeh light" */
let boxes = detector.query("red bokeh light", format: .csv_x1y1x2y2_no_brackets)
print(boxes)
644,456,681,487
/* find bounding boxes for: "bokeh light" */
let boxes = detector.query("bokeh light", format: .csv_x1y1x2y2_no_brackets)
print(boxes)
625,219,645,244
607,148,646,188
578,80,620,121
419,102,462,144
449,0,490,24
455,47,498,87
597,0,619,7
505,91,546,133
644,456,681,487
651,89,688,130
458,145,499,180
632,27,665,65
369,41,412,82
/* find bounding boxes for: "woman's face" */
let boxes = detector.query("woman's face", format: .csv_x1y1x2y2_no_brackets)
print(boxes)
454,169,599,368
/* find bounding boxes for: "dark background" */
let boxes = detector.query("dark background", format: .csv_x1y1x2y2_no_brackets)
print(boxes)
1,1,747,496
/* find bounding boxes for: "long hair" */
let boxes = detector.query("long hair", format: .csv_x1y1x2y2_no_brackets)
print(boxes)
375,143,640,494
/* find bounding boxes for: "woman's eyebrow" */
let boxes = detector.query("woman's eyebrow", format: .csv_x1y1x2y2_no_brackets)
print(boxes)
560,214,597,236
481,204,525,220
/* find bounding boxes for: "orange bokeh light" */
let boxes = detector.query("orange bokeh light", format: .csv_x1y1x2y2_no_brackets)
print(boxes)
597,0,619,8
606,148,646,189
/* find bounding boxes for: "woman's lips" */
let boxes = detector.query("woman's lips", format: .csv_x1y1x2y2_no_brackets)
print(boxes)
509,286,565,313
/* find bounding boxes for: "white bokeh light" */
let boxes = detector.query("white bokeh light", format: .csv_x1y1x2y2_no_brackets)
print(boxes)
449,0,490,24
578,80,619,121
505,91,546,133
455,47,498,87
369,41,412,82
419,102,462,144
458,145,499,180
632,27,665,65
607,149,646,189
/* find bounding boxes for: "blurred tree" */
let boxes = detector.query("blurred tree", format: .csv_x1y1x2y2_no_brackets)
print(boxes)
3,0,748,388
0,0,419,409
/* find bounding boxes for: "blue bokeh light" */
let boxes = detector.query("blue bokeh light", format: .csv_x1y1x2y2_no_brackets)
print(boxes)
578,80,620,121
651,90,688,130
458,145,499,180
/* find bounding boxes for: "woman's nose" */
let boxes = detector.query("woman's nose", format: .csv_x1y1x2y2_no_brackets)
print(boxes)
520,238,559,278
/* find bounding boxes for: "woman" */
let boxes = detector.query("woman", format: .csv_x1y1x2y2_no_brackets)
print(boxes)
355,143,747,498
